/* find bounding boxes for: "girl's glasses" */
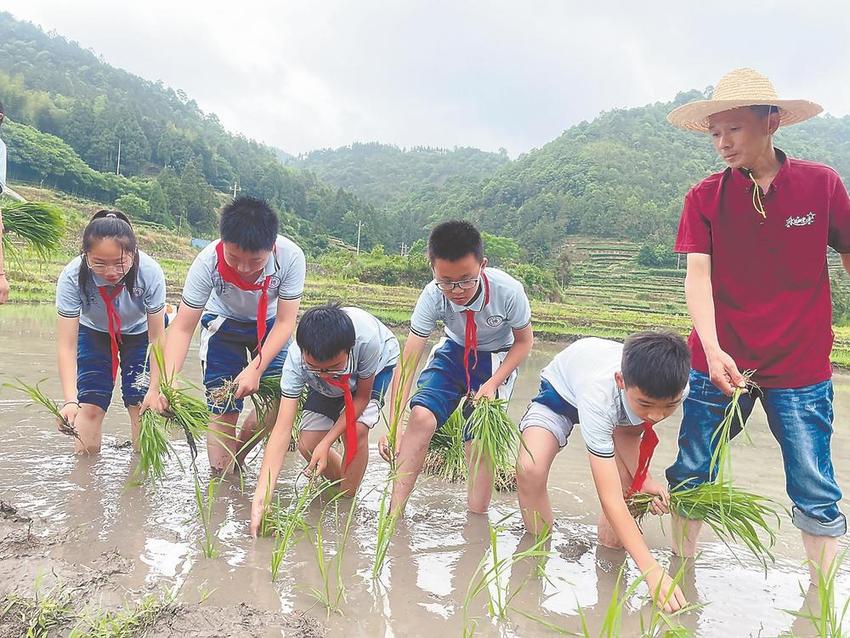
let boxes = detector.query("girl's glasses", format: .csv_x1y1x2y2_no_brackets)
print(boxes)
85,254,132,275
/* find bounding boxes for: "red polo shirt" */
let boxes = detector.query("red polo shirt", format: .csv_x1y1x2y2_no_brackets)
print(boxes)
675,150,850,388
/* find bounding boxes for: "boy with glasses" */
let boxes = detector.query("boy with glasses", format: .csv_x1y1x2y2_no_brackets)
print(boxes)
249,304,399,535
379,220,534,516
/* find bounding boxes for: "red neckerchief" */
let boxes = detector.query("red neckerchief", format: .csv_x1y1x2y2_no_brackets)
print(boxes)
462,272,491,393
628,421,659,495
97,285,124,380
215,242,272,363
325,375,357,469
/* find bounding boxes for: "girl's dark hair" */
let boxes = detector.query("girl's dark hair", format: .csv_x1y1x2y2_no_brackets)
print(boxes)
296,303,356,362
78,209,139,301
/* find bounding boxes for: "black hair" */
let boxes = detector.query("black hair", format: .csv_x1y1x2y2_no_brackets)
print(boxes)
219,196,279,252
749,104,778,119
296,303,356,362
78,209,139,301
621,330,690,399
427,220,483,263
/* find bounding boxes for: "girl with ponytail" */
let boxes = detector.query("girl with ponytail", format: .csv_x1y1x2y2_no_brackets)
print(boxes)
55,210,167,454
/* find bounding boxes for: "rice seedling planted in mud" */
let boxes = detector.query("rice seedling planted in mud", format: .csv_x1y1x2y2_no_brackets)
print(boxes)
382,349,418,472
68,591,176,638
1,578,74,638
461,515,556,636
6,378,82,443
306,494,358,617
193,473,221,559
372,472,400,579
628,481,780,567
784,551,850,638
1,200,66,259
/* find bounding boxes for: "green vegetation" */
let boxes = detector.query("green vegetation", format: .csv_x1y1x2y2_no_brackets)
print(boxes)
136,410,173,483
7,377,81,442
0,200,65,259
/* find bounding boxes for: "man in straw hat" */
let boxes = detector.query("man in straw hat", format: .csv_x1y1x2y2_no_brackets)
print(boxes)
666,68,848,582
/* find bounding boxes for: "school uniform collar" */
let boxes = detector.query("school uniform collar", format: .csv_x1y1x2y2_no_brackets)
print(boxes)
618,387,644,426
446,278,486,313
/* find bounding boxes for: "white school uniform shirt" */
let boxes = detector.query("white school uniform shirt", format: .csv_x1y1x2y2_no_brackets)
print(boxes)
280,307,400,399
541,337,644,459
180,235,306,322
409,267,531,352
56,251,166,335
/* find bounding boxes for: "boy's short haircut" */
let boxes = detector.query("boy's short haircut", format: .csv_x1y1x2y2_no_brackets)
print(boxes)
621,330,690,399
296,303,356,362
427,220,483,262
219,196,279,252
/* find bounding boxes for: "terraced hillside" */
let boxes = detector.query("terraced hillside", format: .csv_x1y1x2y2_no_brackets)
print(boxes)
5,187,850,366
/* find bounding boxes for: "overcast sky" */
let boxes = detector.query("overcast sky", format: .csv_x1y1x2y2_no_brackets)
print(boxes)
5,1,849,156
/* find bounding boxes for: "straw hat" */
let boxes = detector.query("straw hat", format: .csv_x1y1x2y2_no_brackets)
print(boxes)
667,68,822,132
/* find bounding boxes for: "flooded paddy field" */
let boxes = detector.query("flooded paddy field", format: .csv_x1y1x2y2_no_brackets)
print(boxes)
0,306,847,637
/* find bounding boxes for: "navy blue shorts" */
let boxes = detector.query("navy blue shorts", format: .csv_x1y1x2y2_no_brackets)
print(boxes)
199,313,288,414
300,365,395,431
77,325,149,412
410,338,515,440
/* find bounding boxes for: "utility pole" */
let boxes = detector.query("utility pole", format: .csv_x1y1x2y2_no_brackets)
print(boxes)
231,181,241,199
115,138,122,175
356,220,363,255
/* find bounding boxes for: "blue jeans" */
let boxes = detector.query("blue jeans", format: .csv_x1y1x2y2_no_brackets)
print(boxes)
77,325,149,412
666,369,846,537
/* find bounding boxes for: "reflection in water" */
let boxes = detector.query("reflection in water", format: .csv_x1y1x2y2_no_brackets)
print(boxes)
0,307,848,636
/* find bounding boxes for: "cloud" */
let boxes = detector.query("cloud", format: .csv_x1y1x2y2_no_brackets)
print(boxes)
4,0,849,155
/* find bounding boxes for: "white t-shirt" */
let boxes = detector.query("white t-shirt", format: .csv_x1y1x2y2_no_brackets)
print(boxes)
56,251,166,335
409,267,531,352
180,235,306,322
541,337,645,458
280,307,400,399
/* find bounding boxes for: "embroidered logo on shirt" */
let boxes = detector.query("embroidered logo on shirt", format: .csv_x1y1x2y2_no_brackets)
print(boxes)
785,212,816,228
485,315,505,327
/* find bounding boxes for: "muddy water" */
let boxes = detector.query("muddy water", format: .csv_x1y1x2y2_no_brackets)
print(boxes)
0,305,848,637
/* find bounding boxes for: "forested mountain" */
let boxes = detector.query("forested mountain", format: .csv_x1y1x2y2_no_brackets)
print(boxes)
295,143,509,206
3,9,850,266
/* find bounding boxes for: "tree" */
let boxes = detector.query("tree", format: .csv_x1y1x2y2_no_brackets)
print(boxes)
114,193,149,221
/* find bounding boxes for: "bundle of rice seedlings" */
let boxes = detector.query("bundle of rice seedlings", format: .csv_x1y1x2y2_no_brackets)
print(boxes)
6,378,81,443
150,343,210,462
710,369,758,484
627,480,780,567
422,407,467,483
1,201,65,259
135,410,175,483
250,374,282,426
208,379,240,414
465,397,521,491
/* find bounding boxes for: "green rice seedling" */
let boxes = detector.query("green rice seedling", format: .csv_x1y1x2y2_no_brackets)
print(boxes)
134,410,175,483
1,576,74,638
422,407,468,483
628,480,780,568
382,349,419,472
68,591,175,638
784,551,849,638
573,561,698,638
193,472,220,559
306,493,357,617
264,476,334,581
372,471,401,579
289,390,306,452
465,397,522,492
460,514,555,636
709,369,758,484
249,374,283,427
150,343,210,461
1,201,65,259
7,378,82,443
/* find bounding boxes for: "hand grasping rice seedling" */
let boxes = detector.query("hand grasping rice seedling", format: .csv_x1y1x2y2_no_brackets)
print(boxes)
465,397,523,492
709,370,759,484
0,201,65,259
628,480,780,568
7,378,82,443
